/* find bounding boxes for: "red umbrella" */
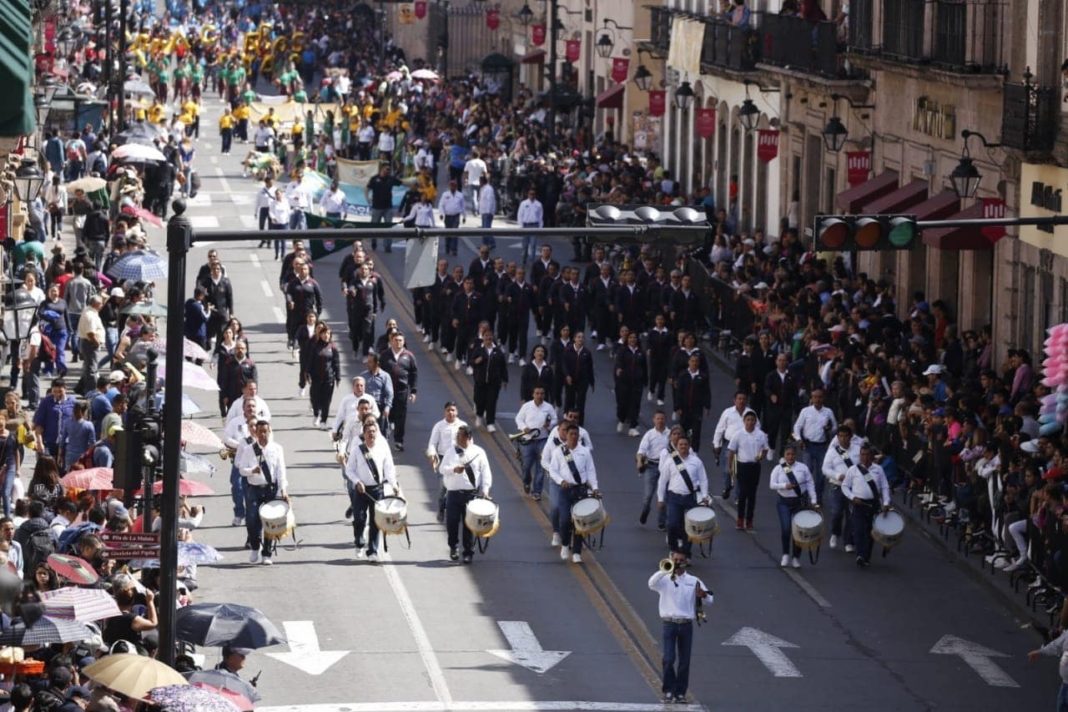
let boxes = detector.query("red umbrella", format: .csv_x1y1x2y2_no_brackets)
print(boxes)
190,683,254,712
46,554,100,586
120,203,164,228
134,478,215,497
60,467,115,491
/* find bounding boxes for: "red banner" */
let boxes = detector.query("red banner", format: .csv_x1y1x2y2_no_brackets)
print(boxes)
44,19,56,54
486,8,500,30
531,23,546,46
565,39,581,63
695,108,716,139
414,1,427,19
0,204,8,241
610,57,629,84
981,197,1007,243
648,90,666,117
846,151,871,187
757,130,780,162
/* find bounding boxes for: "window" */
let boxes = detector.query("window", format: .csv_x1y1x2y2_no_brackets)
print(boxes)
882,0,924,60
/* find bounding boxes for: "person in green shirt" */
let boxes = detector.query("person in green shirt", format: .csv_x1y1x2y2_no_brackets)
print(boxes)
293,87,308,103
241,83,258,106
14,232,45,270
191,61,205,101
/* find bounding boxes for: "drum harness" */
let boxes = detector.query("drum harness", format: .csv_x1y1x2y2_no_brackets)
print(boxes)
251,438,301,554
671,451,710,559
783,462,820,564
456,446,494,554
561,445,605,550
856,464,894,558
359,442,411,551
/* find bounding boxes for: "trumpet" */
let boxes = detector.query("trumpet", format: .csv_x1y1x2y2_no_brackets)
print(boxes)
508,428,541,445
219,447,236,461
659,558,675,575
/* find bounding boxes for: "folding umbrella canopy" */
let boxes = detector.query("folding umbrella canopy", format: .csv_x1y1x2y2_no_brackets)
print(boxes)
120,302,169,317
178,542,223,566
46,554,100,586
41,587,122,622
108,250,169,281
112,142,167,162
83,654,188,700
134,478,215,497
120,203,164,228
0,616,94,646
186,670,260,703
66,177,107,193
175,603,286,649
190,682,254,711
180,452,216,476
124,79,156,96
148,684,241,712
179,420,224,450
60,467,114,491
156,336,212,362
158,360,219,391
412,68,439,80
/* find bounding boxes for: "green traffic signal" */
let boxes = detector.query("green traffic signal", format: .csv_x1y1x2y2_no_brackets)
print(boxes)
813,214,918,251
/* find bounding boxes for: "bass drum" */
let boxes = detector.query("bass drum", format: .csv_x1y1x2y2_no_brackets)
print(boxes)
464,498,500,538
374,496,408,535
684,506,719,542
791,509,824,550
259,500,295,541
872,510,905,551
571,497,607,535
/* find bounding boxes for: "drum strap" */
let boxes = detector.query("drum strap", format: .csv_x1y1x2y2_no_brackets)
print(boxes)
456,445,477,488
671,451,697,497
251,442,274,488
783,464,806,506
858,464,881,503
835,444,854,468
359,443,381,485
561,445,583,484
552,436,561,447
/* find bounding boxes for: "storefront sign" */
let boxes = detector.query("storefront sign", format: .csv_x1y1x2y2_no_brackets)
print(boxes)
846,150,871,187
757,129,779,162
648,90,665,117
695,108,716,139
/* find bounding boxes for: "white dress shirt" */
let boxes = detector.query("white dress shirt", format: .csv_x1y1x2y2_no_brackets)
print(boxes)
841,462,890,506
405,202,437,227
438,443,492,495
236,439,289,491
438,190,465,216
344,436,398,489
285,180,310,211
712,406,756,449
515,400,557,436
548,444,598,489
478,184,497,215
268,195,291,225
320,188,347,214
333,392,381,438
727,427,769,463
822,436,864,486
540,427,570,470
516,198,544,226
426,417,467,458
792,405,837,444
657,451,709,501
222,417,254,451
648,570,713,620
769,461,816,501
225,395,272,424
637,427,670,465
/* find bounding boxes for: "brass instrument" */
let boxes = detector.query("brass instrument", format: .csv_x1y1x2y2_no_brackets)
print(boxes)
219,447,236,461
659,558,675,575
508,428,541,445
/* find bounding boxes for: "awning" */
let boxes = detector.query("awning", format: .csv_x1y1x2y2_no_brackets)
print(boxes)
862,179,928,213
521,49,546,65
0,0,33,137
836,170,898,213
596,84,625,110
922,203,991,250
910,189,961,221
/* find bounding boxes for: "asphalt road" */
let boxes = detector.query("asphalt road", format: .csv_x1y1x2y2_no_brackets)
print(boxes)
156,96,1057,712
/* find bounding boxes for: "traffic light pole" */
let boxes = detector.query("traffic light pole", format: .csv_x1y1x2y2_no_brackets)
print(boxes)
915,215,1068,229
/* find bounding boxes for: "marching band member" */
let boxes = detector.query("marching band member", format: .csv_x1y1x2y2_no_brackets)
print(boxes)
333,376,381,445
540,418,573,547
548,423,599,563
222,401,257,527
649,549,714,705
822,424,863,552
426,402,467,523
712,391,756,499
235,420,289,566
637,411,670,529
840,443,890,568
438,425,492,564
657,433,710,557
515,386,557,501
768,444,818,569
562,408,593,450
791,388,837,507
726,411,769,531
225,379,272,424
344,418,398,563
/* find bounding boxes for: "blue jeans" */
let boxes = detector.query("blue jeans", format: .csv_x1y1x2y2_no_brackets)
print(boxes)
68,314,81,356
661,620,694,697
2,465,16,517
666,491,697,556
102,326,119,368
827,485,853,544
480,213,495,248
289,210,307,231
230,465,247,518
521,225,538,262
555,484,585,553
641,464,666,527
776,497,802,556
548,480,561,533
521,439,546,495
51,331,69,375
802,442,828,506
1057,682,1068,712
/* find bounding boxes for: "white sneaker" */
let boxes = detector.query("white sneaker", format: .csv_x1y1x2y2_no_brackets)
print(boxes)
829,535,838,550
844,544,855,553
441,346,450,354
475,416,483,428
231,517,244,527
617,422,625,433
487,424,497,433
454,360,461,370
571,553,582,564
994,557,1012,570
647,391,654,402
261,557,273,566
507,353,515,364
596,343,605,351
249,551,261,564
671,412,678,421
590,331,598,339
445,353,454,362
312,416,320,428
984,554,997,564
657,399,665,406
423,335,431,343
551,533,562,546
1004,557,1028,572
466,366,474,375
628,428,641,437
519,358,527,367
299,386,307,398
791,557,801,569
368,553,379,563
356,549,367,560
320,420,330,430
780,554,789,567
560,546,570,560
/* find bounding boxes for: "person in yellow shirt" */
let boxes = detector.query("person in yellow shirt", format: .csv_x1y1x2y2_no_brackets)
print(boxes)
181,98,200,137
219,107,235,154
233,102,251,142
149,102,166,125
263,107,278,130
417,169,437,203
291,119,304,153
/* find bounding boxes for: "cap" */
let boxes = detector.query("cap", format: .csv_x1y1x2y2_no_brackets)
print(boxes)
110,287,125,298
68,686,91,701
1021,440,1041,454
108,370,126,383
922,364,944,376
932,408,946,417
753,282,769,290
108,501,129,519
106,424,124,437
223,645,253,657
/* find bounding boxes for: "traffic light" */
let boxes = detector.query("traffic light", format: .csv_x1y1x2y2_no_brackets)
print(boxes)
813,215,918,251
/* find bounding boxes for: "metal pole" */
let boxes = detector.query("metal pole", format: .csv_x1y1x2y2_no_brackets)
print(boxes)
104,0,113,132
157,200,191,666
441,0,449,81
547,0,558,143
194,224,712,242
914,215,1068,229
117,0,127,131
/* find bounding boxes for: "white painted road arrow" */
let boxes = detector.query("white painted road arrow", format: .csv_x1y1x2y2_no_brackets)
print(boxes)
930,635,1019,687
266,621,350,675
487,621,571,674
722,627,802,678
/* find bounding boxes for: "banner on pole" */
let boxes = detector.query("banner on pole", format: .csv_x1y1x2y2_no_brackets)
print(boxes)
757,130,779,162
695,108,716,139
649,90,666,117
846,151,871,187
611,57,629,84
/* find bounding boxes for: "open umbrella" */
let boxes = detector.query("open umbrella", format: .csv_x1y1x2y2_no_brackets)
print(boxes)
41,587,122,622
411,68,439,81
112,142,167,163
66,176,107,193
180,452,216,476
179,420,224,450
186,670,261,703
108,250,169,281
159,360,219,391
156,336,212,362
135,478,215,497
120,203,164,228
60,467,114,491
120,302,169,317
166,392,202,416
175,603,286,649
149,684,240,712
178,542,223,566
84,654,188,700
124,78,156,97
190,682,254,711
46,553,100,586
0,616,95,646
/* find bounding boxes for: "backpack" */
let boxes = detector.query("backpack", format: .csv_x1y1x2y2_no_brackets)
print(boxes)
92,154,107,175
23,529,55,578
58,522,100,555
38,332,57,363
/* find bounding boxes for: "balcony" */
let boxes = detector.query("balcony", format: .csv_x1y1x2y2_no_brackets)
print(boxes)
1002,81,1058,153
700,17,759,73
645,6,672,58
760,13,859,80
931,0,1003,73
848,0,874,53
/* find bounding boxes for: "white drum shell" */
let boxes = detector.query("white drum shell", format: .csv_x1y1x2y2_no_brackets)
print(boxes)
259,500,295,541
571,497,607,535
374,496,409,534
791,509,824,550
872,511,905,549
465,499,499,536
684,506,719,542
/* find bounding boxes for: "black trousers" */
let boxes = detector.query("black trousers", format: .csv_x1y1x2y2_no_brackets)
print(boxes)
350,482,383,554
455,326,473,362
258,206,270,232
391,390,409,444
473,380,502,424
648,363,668,400
735,462,761,522
310,378,335,422
615,380,642,427
445,489,476,556
563,383,589,424
763,407,789,453
221,128,232,153
439,315,456,354
851,501,876,563
507,316,529,358
425,302,441,342
679,414,703,452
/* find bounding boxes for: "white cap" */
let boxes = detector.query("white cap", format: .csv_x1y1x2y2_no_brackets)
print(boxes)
922,364,944,376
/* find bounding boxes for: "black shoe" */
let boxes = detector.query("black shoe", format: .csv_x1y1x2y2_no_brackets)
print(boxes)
462,553,473,564
345,507,353,519
721,485,733,499
657,523,666,531
663,694,674,704
639,509,649,525
449,548,459,561
395,442,404,451
436,510,445,523
523,483,531,494
674,695,687,704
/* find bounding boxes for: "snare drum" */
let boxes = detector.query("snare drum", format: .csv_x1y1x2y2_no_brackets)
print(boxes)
791,509,824,550
571,497,607,535
259,500,295,541
464,498,500,538
872,510,905,550
684,506,719,542
373,496,408,535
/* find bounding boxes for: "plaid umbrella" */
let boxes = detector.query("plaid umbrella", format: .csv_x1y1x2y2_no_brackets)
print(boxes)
108,250,169,282
46,554,101,586
150,684,240,712
190,683,254,711
0,616,94,646
179,421,224,450
185,670,260,703
60,467,114,491
41,587,121,622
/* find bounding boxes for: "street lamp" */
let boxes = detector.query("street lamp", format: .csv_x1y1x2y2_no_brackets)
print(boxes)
739,98,760,131
596,19,633,59
949,129,1000,200
633,63,653,92
674,81,694,110
517,3,533,26
13,159,45,205
822,116,848,152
